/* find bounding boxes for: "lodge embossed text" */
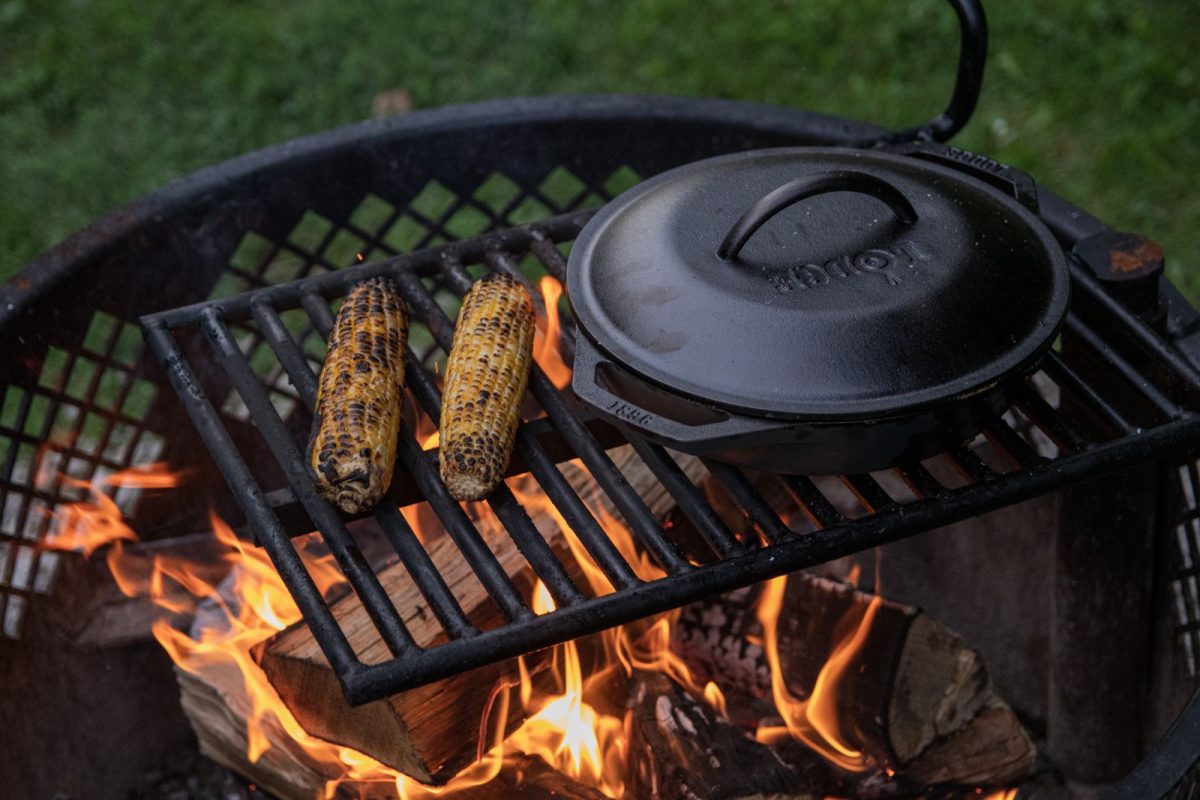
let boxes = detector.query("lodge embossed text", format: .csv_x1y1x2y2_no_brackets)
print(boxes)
767,240,932,295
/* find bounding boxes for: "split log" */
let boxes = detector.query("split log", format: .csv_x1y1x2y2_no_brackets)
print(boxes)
177,666,608,800
255,444,705,783
57,532,231,648
902,703,1036,787
627,672,820,800
176,664,358,799
672,575,1035,787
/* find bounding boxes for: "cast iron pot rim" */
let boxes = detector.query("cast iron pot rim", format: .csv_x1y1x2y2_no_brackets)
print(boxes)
568,145,1073,423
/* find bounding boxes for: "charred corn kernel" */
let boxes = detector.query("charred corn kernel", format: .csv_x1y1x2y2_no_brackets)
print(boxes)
308,277,408,514
439,273,535,501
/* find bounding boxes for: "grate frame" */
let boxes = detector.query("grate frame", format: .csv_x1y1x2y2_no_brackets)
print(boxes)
143,205,1200,705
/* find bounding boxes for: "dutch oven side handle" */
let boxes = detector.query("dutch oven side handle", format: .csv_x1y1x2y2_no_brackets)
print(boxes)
717,170,918,261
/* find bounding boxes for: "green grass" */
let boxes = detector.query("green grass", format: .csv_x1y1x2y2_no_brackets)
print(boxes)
2,0,1197,297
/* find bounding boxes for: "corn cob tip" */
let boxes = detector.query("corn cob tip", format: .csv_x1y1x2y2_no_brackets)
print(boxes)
442,470,493,503
313,453,376,514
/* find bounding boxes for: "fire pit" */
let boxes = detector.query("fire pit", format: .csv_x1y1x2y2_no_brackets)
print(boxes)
2,0,1198,797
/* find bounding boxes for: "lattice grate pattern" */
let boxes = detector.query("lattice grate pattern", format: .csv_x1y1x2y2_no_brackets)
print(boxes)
208,165,632,453
0,162,640,638
0,310,168,638
1171,460,1200,676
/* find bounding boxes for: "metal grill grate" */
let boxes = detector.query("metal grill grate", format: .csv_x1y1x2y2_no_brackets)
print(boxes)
0,312,167,638
1171,460,1200,676
0,161,636,640
142,209,1200,705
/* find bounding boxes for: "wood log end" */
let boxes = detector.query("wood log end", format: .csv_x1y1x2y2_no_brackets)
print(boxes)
888,613,993,763
902,703,1037,787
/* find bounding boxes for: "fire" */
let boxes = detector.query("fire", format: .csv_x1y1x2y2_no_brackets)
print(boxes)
755,574,881,772
533,276,572,390
50,455,906,798
510,581,626,796
46,463,183,555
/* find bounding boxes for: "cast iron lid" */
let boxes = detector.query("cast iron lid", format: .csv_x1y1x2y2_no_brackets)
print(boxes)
567,147,1071,421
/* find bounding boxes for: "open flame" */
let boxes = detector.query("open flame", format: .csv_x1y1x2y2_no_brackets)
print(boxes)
755,574,881,772
45,438,1014,796
533,276,572,390
46,462,184,556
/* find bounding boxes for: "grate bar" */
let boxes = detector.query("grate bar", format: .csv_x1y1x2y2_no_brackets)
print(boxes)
140,320,360,674
1070,259,1200,398
528,232,569,284
628,438,747,560
302,296,534,623
1065,315,1182,421
396,265,691,576
1015,380,1087,453
701,459,793,545
402,355,585,608
781,476,845,529
370,501,478,640
947,446,994,485
983,415,1044,468
1042,349,1135,435
527,368,693,573
895,461,944,499
252,300,478,640
510,424,642,590
842,473,896,513
251,301,320,400
389,276,640,592
200,309,417,654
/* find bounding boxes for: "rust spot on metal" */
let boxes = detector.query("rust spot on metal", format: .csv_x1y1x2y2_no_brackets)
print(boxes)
1109,239,1164,275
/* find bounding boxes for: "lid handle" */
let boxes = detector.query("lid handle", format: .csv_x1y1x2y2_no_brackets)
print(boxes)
718,170,919,261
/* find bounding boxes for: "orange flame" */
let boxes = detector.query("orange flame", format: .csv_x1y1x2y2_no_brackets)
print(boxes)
755,574,881,772
533,276,572,390
54,456,905,796
45,463,184,556
105,461,188,488
508,580,627,796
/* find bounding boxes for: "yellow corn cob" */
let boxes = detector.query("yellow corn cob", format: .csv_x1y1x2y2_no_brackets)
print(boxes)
439,273,535,501
308,276,408,514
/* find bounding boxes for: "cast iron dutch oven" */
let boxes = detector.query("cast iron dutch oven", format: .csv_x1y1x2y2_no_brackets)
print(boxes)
566,146,1071,474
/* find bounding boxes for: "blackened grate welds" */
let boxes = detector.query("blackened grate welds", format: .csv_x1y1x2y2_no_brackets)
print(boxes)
142,210,1200,705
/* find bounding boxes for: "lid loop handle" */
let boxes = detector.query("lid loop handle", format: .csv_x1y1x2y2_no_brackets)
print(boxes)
717,170,919,261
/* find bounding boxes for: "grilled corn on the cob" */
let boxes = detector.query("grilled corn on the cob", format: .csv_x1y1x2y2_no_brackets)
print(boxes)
308,277,408,514
440,273,535,501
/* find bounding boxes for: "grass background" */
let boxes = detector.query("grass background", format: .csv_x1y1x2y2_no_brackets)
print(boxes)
2,0,1197,297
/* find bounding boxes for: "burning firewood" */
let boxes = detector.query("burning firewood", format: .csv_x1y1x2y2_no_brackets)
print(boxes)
255,444,705,783
254,509,566,783
177,665,610,799
627,672,823,800
671,574,1036,789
